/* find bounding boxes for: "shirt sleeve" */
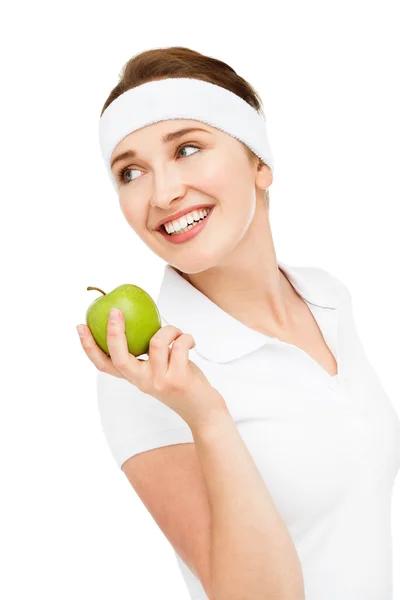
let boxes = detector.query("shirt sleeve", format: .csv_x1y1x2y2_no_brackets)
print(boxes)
96,370,195,470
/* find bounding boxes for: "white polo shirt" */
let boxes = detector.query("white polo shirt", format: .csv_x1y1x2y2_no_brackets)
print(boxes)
97,259,400,600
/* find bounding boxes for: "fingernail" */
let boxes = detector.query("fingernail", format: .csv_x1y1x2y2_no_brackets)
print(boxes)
109,307,120,322
76,325,85,338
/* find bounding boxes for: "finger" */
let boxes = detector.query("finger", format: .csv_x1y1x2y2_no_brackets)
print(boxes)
77,324,125,379
148,325,184,384
107,308,142,380
168,334,196,377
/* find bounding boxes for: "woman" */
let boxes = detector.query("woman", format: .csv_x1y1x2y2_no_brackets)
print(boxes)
77,46,400,600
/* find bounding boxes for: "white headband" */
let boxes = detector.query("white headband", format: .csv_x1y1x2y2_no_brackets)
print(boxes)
98,77,274,192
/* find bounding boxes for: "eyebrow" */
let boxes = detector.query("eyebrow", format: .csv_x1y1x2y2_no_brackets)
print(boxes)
110,127,211,172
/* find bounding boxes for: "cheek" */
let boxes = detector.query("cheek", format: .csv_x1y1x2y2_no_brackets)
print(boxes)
120,199,147,230
192,154,246,197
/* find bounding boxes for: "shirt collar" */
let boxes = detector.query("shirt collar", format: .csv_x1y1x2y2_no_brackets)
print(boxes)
156,259,343,364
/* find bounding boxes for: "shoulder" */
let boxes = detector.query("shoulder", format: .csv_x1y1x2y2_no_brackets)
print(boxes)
286,262,352,309
304,265,351,295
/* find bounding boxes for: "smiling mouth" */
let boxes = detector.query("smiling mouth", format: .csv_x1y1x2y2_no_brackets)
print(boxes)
157,207,213,233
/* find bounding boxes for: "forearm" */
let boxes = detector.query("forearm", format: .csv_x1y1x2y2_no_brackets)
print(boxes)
190,391,305,600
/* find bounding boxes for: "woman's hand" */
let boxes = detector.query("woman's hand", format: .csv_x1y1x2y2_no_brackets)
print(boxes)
77,308,228,429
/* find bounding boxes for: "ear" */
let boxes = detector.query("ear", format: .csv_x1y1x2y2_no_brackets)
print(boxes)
255,161,273,191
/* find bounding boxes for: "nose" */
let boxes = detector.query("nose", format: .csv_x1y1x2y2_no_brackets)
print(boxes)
150,162,187,210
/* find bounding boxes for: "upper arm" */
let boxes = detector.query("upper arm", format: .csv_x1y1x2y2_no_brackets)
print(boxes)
121,442,215,600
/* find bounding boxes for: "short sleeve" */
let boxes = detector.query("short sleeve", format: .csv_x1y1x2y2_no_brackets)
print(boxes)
96,371,195,470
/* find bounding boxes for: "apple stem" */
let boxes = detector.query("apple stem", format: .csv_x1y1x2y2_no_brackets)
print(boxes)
87,286,106,296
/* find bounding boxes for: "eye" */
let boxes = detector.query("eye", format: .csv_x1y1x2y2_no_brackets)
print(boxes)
177,143,200,158
116,166,141,185
116,143,201,185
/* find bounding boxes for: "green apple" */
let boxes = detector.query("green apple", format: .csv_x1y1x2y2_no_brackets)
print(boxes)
85,284,162,357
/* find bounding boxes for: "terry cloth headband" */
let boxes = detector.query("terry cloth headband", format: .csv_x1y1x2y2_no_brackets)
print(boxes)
98,77,274,192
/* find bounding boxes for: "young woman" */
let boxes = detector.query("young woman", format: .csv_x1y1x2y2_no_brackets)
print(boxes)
77,46,400,600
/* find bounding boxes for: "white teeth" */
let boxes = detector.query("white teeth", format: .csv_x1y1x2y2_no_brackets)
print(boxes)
164,208,211,234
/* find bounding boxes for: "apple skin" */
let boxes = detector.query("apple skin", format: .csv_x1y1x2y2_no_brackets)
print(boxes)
86,284,162,357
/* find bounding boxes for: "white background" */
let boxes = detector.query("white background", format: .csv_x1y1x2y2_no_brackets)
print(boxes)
1,0,399,598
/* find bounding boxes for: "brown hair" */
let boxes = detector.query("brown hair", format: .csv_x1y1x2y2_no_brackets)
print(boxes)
101,46,270,207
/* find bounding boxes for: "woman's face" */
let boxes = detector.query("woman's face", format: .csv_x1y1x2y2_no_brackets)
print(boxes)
109,118,272,273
